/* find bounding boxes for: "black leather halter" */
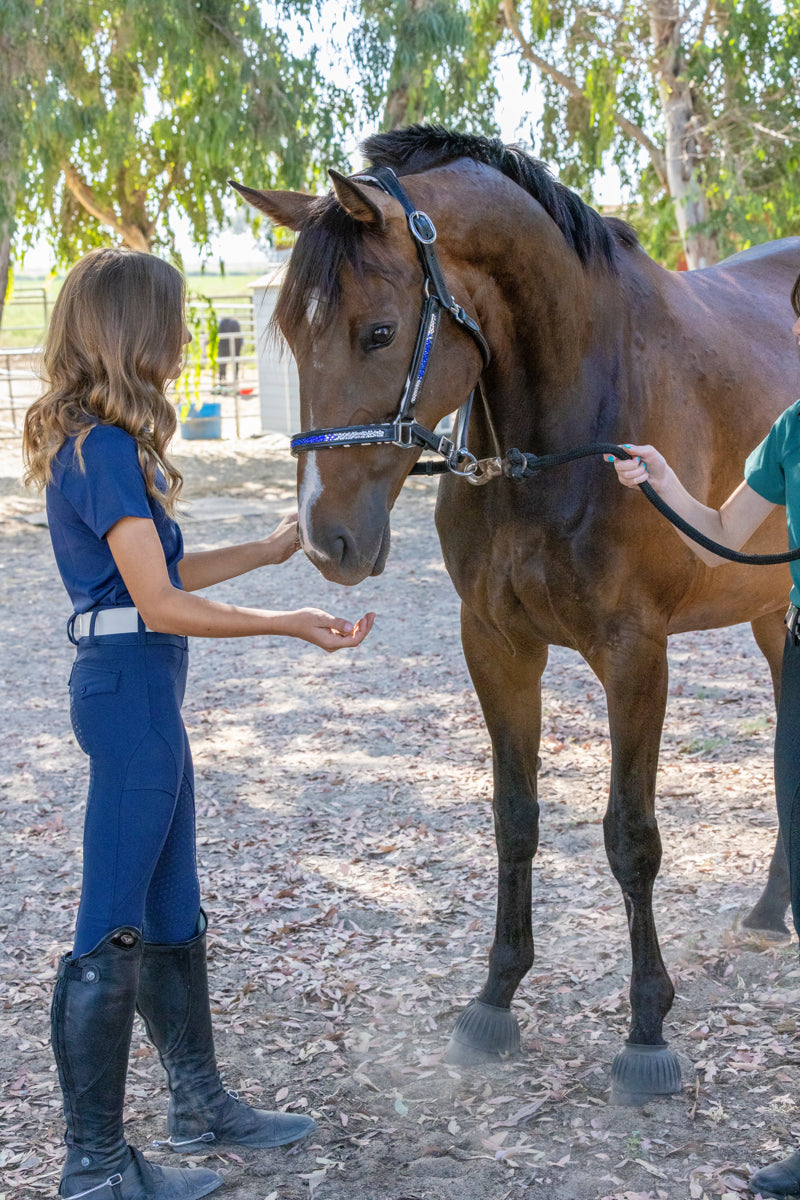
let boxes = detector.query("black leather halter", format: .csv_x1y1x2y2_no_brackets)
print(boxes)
289,166,491,477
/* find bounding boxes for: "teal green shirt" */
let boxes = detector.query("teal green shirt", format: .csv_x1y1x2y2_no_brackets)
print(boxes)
744,398,800,606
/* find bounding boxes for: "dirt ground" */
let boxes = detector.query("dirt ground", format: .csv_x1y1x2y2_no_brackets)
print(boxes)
2,433,800,1200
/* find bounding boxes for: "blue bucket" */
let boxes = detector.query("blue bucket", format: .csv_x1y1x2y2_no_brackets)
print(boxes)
180,402,222,440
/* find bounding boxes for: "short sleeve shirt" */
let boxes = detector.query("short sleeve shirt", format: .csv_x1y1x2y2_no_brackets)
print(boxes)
744,398,800,605
46,423,184,613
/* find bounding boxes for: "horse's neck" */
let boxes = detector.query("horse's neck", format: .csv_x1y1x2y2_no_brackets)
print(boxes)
435,166,670,456
478,250,634,456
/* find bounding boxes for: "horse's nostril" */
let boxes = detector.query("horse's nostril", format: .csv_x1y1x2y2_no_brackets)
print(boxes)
332,533,349,567
302,518,389,585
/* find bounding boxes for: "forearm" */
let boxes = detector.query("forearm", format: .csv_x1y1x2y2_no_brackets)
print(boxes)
653,470,738,566
139,585,302,638
613,447,775,568
178,541,271,591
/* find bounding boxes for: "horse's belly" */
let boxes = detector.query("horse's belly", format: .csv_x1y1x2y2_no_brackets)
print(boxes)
666,560,790,634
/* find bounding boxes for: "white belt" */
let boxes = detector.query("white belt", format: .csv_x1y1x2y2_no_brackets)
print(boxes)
72,608,153,639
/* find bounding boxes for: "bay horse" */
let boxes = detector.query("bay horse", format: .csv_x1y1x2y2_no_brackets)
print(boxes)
232,126,800,1103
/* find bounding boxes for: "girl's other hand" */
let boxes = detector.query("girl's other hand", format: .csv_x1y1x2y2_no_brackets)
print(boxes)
606,444,669,490
263,512,301,564
287,609,376,652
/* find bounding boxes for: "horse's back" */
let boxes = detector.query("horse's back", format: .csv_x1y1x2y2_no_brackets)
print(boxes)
715,236,800,269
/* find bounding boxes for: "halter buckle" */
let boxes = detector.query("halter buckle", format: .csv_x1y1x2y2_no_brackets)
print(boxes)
408,210,437,244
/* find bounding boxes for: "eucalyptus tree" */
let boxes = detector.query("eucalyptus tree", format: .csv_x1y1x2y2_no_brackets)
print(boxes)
10,0,352,275
497,0,800,268
0,0,34,326
350,0,499,130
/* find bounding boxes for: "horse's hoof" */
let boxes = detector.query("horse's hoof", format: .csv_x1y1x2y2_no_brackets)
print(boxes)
741,902,791,937
444,999,521,1064
609,1040,682,1105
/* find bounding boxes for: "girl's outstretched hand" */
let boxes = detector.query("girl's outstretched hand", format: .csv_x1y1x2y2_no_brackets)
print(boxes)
607,444,669,490
286,609,376,652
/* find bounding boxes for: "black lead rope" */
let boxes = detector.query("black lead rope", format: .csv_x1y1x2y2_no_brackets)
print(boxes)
503,444,800,566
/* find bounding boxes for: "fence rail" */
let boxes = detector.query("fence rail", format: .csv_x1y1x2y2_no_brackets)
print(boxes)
0,291,262,441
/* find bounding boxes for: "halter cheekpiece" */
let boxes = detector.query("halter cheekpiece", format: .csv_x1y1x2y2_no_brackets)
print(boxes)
289,166,490,477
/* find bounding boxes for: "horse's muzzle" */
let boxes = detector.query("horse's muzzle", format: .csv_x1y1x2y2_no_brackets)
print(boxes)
303,519,391,584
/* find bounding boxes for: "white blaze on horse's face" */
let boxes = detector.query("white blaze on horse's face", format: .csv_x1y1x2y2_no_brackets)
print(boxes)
305,290,327,369
297,450,323,547
306,288,322,327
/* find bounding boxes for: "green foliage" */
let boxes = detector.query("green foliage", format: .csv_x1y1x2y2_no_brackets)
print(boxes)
497,0,800,262
178,292,218,411
350,0,501,131
690,0,800,252
11,0,355,264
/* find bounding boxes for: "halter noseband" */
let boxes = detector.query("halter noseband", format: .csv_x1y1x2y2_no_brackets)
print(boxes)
289,166,491,477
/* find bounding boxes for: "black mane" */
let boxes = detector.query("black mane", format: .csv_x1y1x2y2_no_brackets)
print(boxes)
363,124,638,268
274,124,637,342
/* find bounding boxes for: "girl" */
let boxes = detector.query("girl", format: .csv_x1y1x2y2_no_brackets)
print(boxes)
610,273,800,1200
22,246,375,1200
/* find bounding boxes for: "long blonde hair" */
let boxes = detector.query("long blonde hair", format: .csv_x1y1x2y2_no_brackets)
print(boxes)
23,247,185,514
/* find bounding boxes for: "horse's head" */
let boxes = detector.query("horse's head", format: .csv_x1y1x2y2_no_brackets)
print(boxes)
231,170,486,584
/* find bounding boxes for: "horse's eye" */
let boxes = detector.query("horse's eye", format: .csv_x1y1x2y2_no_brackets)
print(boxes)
363,324,395,350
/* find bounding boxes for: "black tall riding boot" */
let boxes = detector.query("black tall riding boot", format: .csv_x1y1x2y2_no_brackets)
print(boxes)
51,926,223,1199
750,1151,800,1198
136,913,316,1152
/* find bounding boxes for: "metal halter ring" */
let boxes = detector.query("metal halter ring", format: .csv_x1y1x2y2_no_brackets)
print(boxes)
447,448,479,477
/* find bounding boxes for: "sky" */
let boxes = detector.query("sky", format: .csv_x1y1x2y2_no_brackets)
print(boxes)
20,6,621,275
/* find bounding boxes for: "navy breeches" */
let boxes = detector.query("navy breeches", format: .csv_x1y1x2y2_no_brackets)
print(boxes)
68,630,201,956
775,630,800,944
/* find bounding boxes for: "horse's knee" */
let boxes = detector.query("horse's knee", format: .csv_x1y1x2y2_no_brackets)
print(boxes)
495,797,540,860
603,810,662,887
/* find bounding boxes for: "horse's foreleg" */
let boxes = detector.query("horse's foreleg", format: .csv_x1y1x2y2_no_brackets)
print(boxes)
445,607,547,1065
742,610,790,934
598,633,682,1104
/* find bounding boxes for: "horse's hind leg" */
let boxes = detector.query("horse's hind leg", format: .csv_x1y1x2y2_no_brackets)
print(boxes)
742,609,790,934
445,608,547,1065
596,631,681,1104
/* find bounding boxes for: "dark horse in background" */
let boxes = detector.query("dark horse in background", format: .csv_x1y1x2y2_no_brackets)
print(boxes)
233,126,800,1103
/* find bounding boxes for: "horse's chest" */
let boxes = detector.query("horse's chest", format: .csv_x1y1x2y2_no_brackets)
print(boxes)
441,519,607,649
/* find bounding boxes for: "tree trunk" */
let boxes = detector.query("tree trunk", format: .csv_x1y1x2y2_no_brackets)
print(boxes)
63,163,153,252
0,152,19,334
649,0,719,268
381,0,434,131
0,225,11,333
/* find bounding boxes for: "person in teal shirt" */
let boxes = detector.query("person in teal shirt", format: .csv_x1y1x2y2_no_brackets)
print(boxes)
610,272,800,1200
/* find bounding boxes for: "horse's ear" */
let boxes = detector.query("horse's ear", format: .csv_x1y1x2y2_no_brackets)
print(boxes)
228,180,313,232
328,169,386,231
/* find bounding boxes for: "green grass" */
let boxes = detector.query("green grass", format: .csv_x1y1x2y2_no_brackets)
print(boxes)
1,270,262,350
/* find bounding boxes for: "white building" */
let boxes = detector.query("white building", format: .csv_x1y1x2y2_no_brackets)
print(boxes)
249,257,301,436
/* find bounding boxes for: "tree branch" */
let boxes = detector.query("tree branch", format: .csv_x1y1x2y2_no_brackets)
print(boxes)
501,0,668,188
63,163,151,252
695,0,716,44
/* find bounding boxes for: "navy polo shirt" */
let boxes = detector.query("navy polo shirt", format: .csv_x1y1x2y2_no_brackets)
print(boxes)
745,398,800,606
46,423,184,613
